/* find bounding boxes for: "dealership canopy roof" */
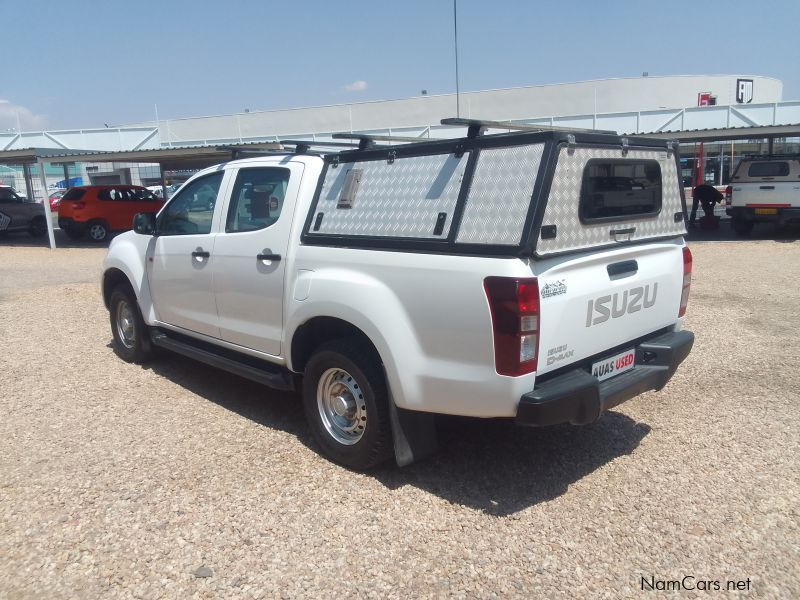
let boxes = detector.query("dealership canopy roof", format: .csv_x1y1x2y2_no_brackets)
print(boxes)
642,123,800,142
30,141,285,171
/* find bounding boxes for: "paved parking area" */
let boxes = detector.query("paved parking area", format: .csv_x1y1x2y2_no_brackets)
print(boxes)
0,239,798,598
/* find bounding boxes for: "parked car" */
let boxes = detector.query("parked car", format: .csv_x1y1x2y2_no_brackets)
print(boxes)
58,185,164,242
0,185,48,237
102,128,694,469
726,154,800,235
48,189,67,211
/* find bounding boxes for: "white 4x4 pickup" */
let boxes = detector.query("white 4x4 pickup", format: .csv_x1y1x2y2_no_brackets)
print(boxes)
102,126,694,469
726,154,800,235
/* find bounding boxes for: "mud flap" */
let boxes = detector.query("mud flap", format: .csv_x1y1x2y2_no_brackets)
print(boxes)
388,393,438,467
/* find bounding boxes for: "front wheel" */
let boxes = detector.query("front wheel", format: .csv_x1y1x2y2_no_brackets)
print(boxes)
302,339,393,470
109,284,152,363
28,216,47,238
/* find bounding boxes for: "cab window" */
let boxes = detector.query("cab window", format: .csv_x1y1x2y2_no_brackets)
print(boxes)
225,167,290,233
157,172,223,235
0,188,22,203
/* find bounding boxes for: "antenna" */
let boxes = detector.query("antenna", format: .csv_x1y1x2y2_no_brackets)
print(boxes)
453,0,460,117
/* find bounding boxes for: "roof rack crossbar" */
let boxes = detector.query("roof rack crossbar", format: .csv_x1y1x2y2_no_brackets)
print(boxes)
440,117,616,136
332,132,432,150
279,139,361,154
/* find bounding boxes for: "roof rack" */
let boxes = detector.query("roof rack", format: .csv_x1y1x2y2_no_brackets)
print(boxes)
332,132,432,150
440,117,616,138
215,143,285,160
740,153,800,159
279,139,360,155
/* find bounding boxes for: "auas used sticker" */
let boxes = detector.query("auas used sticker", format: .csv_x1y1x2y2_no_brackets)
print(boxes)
541,279,567,298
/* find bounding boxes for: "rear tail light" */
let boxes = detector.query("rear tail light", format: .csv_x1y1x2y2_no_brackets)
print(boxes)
484,277,540,376
72,202,85,210
678,246,692,317
725,185,732,206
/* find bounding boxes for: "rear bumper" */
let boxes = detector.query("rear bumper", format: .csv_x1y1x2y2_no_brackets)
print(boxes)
516,330,694,427
58,217,85,230
726,206,800,224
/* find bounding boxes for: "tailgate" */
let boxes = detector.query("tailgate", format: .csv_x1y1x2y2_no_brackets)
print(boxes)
731,182,800,208
534,241,684,376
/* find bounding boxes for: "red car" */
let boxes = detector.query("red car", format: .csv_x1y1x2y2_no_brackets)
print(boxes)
58,185,164,242
48,189,67,211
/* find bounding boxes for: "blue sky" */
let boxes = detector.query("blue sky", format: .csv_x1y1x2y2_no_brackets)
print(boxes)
3,0,799,130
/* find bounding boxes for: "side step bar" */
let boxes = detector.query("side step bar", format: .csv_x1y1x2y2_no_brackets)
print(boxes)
150,331,295,391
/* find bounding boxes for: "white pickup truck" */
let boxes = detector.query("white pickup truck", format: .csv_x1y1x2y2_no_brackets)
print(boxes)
726,154,800,235
102,126,694,469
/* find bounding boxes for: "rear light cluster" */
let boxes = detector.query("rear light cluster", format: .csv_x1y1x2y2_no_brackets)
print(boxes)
725,185,732,206
484,277,540,376
679,246,692,317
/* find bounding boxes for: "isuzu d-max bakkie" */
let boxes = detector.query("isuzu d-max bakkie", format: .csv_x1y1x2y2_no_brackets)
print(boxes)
726,154,800,235
102,123,694,469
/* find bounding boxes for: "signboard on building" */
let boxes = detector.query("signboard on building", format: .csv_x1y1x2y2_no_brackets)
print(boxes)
697,92,716,106
736,79,754,104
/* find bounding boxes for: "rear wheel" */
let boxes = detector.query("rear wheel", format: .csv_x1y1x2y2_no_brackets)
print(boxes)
732,217,754,236
87,219,109,242
109,284,152,363
28,216,47,238
302,339,393,470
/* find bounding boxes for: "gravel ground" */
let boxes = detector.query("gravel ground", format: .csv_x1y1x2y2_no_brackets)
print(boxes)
0,240,798,598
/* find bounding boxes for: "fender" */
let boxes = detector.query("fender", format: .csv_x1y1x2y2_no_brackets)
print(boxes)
102,231,158,323
285,268,426,412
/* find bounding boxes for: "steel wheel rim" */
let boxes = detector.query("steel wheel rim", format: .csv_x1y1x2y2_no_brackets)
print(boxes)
116,299,136,349
317,367,367,445
89,224,106,240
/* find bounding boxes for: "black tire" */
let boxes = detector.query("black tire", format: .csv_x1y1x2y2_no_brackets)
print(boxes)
732,218,754,236
63,226,84,240
109,284,152,364
28,216,47,238
302,339,393,470
87,219,109,242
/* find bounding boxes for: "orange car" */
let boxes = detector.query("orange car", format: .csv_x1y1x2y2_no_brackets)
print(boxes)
58,185,164,242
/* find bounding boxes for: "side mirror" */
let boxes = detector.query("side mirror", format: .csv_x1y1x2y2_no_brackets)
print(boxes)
133,212,157,235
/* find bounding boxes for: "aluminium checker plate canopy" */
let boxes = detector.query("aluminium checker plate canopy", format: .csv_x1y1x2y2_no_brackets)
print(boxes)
300,130,687,258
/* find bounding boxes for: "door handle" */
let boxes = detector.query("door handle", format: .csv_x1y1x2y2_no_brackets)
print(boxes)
607,260,638,278
191,250,210,259
257,253,282,262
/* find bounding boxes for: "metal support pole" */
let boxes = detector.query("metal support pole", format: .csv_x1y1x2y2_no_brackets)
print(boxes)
22,162,34,201
62,163,70,188
159,163,167,200
36,158,56,249
698,142,704,184
767,137,774,155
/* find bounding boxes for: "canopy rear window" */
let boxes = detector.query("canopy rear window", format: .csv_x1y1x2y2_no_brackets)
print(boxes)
747,161,790,177
579,159,662,222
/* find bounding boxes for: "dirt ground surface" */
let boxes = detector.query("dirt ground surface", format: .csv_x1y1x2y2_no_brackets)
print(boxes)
0,240,798,599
